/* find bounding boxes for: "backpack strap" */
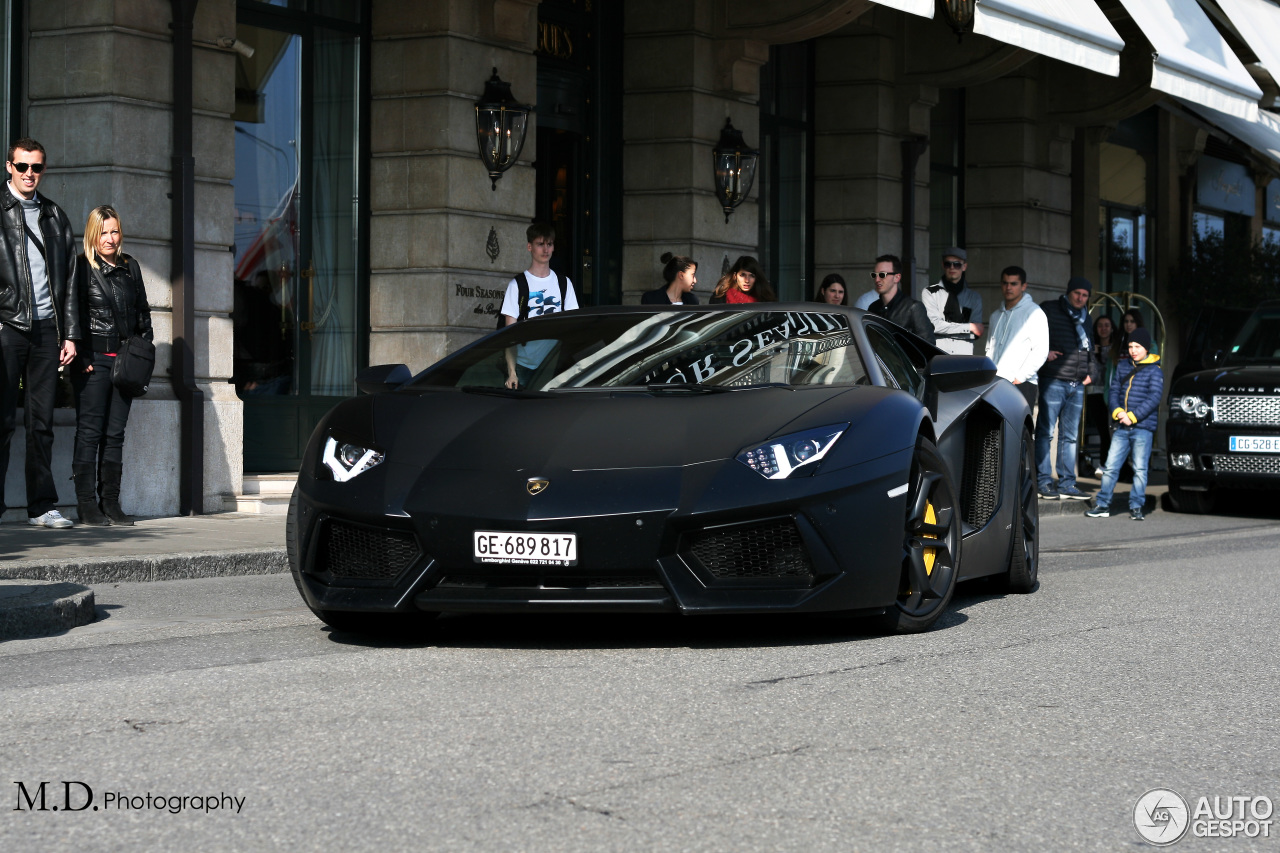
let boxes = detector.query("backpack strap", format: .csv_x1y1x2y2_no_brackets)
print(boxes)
516,272,530,322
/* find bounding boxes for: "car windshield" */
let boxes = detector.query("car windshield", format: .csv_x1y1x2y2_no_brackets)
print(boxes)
411,309,869,391
1226,307,1280,364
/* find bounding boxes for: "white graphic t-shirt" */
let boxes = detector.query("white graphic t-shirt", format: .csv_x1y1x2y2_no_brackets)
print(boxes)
500,270,578,369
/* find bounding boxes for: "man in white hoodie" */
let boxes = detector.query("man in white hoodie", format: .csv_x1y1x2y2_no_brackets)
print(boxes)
987,265,1048,412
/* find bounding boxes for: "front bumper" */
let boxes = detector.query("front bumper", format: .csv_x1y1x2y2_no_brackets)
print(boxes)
1166,419,1280,490
292,453,909,617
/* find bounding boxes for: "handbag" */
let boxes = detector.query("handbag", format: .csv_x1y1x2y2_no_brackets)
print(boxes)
90,262,156,397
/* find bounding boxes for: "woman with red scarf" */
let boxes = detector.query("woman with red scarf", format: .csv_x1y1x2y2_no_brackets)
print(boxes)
710,256,777,304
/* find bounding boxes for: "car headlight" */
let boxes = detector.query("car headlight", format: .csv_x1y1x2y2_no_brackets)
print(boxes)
1177,395,1211,418
322,436,385,482
737,424,848,480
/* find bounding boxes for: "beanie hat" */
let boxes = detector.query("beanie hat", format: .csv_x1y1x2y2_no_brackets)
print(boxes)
1066,276,1093,294
1128,327,1152,352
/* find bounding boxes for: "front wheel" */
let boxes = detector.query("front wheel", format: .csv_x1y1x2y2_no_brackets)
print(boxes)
1005,428,1039,593
874,437,962,634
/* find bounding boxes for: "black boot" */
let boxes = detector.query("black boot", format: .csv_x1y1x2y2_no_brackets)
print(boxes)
99,461,135,526
73,464,110,526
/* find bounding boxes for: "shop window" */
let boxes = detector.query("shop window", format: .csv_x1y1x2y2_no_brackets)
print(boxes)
758,42,813,302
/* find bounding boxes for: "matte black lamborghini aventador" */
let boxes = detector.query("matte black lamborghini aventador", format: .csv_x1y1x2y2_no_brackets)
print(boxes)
287,304,1039,635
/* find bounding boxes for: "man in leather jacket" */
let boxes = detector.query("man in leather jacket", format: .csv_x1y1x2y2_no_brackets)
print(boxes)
866,253,936,344
0,138,80,527
1034,276,1099,502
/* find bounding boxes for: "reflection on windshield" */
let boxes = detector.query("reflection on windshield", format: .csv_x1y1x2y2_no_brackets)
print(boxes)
412,311,869,391
1228,310,1280,363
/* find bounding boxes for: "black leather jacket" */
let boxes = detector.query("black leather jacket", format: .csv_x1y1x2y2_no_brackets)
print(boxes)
867,288,936,345
0,188,80,339
78,253,153,353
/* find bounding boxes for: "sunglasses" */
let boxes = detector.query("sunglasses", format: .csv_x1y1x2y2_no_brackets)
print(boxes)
943,260,964,269
10,162,45,174
869,271,896,280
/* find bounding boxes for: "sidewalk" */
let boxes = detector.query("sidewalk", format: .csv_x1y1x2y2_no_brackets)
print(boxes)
0,513,286,640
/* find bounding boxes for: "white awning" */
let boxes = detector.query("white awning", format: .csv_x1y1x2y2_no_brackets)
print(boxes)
1178,98,1280,167
1117,0,1262,119
869,0,935,19
973,0,1124,76
1213,0,1280,89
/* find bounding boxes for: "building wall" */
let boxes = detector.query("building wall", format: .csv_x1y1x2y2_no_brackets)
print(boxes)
5,0,239,518
368,0,540,372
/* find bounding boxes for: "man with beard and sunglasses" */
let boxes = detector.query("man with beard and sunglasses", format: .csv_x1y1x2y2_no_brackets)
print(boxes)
0,138,81,527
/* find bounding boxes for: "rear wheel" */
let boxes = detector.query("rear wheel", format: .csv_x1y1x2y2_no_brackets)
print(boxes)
874,437,961,634
1005,428,1039,593
1167,483,1216,514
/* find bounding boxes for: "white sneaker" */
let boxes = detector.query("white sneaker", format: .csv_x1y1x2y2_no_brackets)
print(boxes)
29,510,74,528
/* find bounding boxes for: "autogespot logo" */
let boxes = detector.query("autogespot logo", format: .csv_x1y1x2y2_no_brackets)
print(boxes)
1135,788,1191,846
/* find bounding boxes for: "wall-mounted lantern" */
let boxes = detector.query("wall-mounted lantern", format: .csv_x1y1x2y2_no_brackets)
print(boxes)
939,0,976,39
474,68,531,190
712,118,759,224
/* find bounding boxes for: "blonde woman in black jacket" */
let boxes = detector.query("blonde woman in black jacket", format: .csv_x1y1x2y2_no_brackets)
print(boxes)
72,205,153,525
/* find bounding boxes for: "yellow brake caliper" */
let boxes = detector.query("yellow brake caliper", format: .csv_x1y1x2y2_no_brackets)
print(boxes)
921,502,938,576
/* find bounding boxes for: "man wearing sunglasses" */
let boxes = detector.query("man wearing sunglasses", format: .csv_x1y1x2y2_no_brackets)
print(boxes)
0,138,81,528
865,254,935,344
921,246,984,355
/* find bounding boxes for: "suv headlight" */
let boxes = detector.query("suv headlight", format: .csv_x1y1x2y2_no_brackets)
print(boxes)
1176,395,1211,418
737,424,848,480
322,436,385,482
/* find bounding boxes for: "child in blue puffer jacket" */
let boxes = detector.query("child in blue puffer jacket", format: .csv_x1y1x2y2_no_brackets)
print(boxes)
1086,327,1164,520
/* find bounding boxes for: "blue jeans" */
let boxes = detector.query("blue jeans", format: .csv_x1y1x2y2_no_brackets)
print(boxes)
1094,427,1153,512
1035,379,1084,490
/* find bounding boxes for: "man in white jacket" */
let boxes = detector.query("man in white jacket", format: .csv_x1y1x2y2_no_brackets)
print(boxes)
987,265,1048,412
921,246,984,354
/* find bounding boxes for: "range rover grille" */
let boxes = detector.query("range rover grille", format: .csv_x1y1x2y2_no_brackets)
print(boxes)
1212,395,1280,426
1212,454,1280,475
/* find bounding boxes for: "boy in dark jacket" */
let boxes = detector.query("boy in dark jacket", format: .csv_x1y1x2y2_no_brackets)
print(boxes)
1086,328,1163,520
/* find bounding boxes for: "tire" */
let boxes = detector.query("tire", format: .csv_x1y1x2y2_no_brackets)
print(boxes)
287,485,437,638
1166,483,1216,514
1005,428,1038,594
874,437,962,634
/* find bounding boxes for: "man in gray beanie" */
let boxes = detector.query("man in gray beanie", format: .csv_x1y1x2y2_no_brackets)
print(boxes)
1034,276,1099,500
922,247,983,355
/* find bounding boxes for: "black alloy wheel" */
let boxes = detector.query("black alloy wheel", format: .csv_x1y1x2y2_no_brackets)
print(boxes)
1005,427,1038,593
876,437,961,633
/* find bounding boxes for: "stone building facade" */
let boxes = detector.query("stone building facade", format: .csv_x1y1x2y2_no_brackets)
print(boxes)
4,0,1280,517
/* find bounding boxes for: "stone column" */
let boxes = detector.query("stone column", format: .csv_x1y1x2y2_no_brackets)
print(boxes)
19,0,238,516
621,0,764,303
965,70,1074,314
368,0,539,370
812,20,936,303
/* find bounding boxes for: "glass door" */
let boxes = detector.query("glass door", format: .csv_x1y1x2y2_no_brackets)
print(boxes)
232,16,363,472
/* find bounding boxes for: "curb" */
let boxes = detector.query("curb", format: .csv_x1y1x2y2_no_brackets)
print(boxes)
0,548,289,585
0,580,96,640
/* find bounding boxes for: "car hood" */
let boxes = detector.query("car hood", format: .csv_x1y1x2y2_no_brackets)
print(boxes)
1172,364,1280,395
366,386,860,473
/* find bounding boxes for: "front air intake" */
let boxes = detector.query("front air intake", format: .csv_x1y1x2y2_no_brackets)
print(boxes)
682,518,814,584
318,519,421,582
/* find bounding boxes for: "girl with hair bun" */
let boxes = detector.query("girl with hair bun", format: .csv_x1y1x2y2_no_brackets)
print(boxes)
710,255,776,304
641,252,699,305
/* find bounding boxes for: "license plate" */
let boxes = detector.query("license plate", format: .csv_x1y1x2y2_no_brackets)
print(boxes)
1229,436,1280,453
473,531,578,566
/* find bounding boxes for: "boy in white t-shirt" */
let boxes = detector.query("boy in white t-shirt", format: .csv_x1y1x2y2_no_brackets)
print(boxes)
501,221,578,389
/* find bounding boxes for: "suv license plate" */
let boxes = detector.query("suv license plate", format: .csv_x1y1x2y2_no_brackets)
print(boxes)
473,531,578,566
1229,436,1280,453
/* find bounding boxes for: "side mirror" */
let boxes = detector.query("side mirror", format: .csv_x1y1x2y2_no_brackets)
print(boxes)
926,354,997,392
356,364,412,395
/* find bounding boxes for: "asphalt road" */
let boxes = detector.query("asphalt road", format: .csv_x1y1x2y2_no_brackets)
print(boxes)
2,504,1279,852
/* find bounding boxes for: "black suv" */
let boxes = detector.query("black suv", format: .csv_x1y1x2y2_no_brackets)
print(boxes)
1166,301,1280,512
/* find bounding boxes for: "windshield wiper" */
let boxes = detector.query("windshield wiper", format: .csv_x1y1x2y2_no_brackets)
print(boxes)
644,382,734,394
460,385,554,398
